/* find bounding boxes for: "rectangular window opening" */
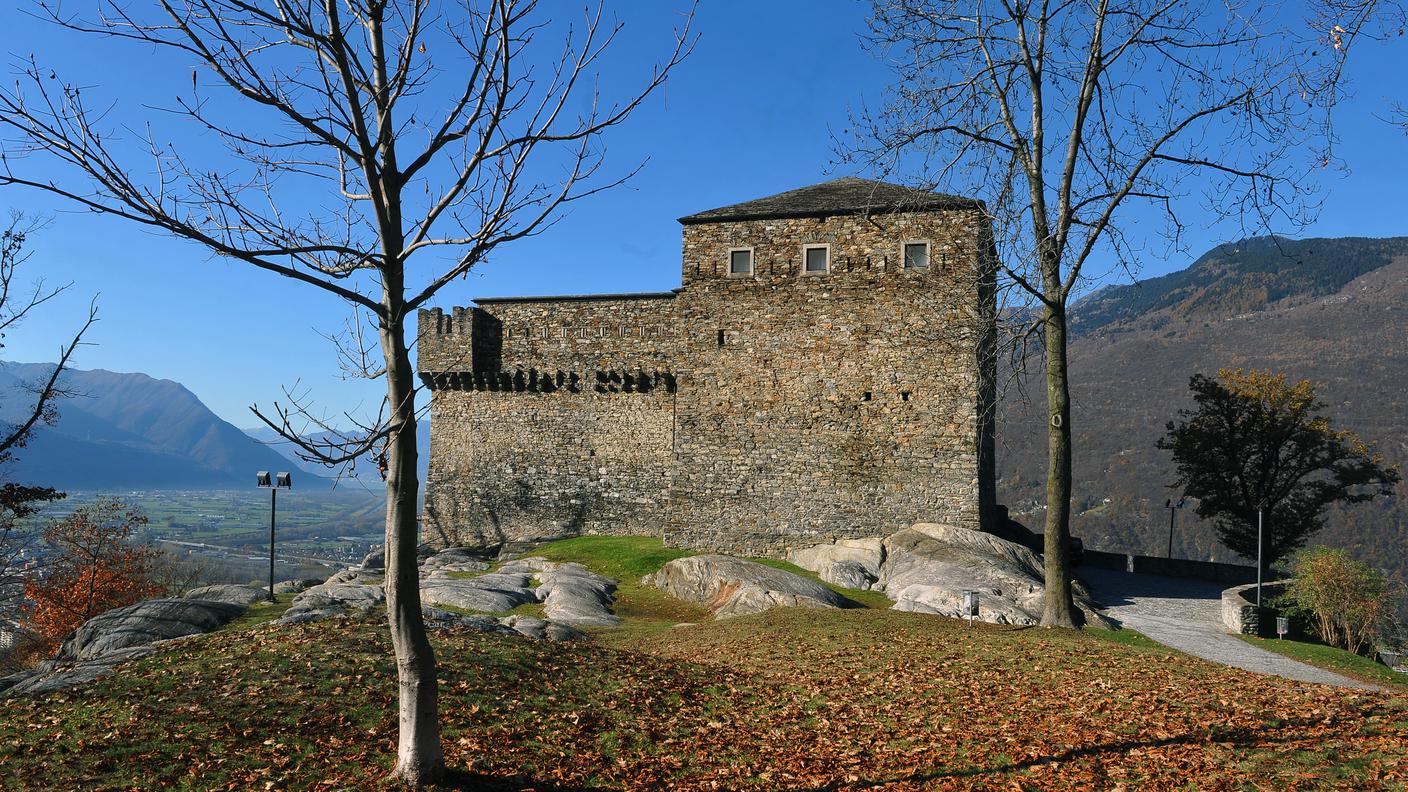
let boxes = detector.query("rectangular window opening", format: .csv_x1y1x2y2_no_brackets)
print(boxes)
728,248,754,277
717,329,726,347
904,241,930,269
803,244,830,274
901,391,912,401
863,391,873,402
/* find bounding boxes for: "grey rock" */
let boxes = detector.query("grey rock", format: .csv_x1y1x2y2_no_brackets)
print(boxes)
325,568,384,586
880,524,1110,628
59,599,247,662
820,560,877,590
274,582,385,625
497,615,588,641
788,538,885,579
418,571,536,614
3,645,158,698
496,536,568,561
535,562,621,627
420,547,492,573
421,607,518,635
645,555,852,618
272,578,324,595
184,584,271,605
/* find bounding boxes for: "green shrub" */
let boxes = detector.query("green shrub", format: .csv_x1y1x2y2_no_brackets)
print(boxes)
1288,547,1398,656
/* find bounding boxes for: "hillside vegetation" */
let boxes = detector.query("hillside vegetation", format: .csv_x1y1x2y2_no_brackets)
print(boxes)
2,538,1405,790
999,237,1408,605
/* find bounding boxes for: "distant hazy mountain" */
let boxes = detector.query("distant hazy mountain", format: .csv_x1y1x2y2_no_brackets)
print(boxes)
242,422,430,484
0,363,330,490
999,236,1408,593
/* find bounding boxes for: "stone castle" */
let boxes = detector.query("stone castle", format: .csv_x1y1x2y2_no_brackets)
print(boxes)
417,177,998,556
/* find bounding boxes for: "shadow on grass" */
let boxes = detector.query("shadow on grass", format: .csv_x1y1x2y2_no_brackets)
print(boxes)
813,707,1397,789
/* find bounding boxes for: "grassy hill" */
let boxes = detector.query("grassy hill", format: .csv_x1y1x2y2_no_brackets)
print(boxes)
2,538,1405,790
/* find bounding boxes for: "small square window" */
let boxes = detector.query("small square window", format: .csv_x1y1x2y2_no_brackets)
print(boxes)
904,242,930,269
728,248,753,277
803,244,829,274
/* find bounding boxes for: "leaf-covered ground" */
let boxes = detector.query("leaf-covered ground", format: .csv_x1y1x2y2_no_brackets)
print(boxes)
2,540,1406,790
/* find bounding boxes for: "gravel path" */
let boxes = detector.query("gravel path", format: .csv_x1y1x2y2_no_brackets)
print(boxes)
1078,567,1379,691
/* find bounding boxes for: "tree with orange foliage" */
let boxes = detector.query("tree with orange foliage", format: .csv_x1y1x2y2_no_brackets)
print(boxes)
22,499,162,655
1159,369,1401,573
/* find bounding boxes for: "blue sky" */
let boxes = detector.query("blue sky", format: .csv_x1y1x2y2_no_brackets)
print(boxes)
0,1,1404,428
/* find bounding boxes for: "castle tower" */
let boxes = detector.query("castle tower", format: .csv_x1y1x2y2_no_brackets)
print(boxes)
417,177,996,554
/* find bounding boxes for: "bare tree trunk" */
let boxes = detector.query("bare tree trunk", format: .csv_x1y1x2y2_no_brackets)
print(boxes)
1042,303,1077,627
381,275,442,785
382,345,441,783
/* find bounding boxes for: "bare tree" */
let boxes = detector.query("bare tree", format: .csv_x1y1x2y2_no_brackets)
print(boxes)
0,215,96,635
1307,1,1406,128
845,0,1326,626
0,0,692,783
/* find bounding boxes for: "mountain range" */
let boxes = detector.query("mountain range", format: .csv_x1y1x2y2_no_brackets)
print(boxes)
0,364,330,490
997,235,1408,592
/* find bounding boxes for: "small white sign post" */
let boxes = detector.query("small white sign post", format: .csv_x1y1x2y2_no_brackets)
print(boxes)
1276,616,1289,640
963,590,979,628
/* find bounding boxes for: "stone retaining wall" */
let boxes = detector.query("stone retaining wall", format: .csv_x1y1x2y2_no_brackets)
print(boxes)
1220,580,1290,635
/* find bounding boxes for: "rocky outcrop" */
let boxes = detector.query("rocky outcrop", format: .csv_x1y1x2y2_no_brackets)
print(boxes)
60,599,248,661
791,524,1113,628
644,555,853,618
272,578,324,595
274,580,386,625
521,560,621,628
419,571,537,614
1,598,248,698
420,547,492,574
787,538,884,590
184,584,270,605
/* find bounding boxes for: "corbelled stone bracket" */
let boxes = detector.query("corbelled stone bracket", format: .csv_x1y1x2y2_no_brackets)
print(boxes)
420,368,677,395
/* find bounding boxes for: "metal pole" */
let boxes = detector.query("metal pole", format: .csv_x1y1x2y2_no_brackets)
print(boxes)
268,487,277,603
1256,507,1263,609
1167,505,1176,559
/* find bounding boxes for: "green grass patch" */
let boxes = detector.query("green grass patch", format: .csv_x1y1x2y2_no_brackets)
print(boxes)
532,535,696,582
221,592,296,631
530,536,710,629
1237,634,1408,689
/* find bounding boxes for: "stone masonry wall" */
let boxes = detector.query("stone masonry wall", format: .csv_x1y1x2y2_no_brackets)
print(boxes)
421,388,676,548
418,207,997,556
667,209,996,555
419,295,682,547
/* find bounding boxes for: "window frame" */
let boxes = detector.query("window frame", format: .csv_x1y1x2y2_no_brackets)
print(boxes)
902,240,931,270
801,243,831,276
726,246,755,278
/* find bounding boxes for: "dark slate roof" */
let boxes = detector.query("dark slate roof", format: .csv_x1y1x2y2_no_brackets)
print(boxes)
677,177,980,225
474,290,680,304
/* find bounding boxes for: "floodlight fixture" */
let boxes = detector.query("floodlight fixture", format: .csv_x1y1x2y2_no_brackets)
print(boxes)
256,471,293,601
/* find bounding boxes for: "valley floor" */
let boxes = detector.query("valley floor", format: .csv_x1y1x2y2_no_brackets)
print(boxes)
1,540,1405,790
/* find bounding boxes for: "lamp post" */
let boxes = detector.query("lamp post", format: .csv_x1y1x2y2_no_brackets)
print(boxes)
1165,498,1185,559
1256,506,1264,609
257,471,292,602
